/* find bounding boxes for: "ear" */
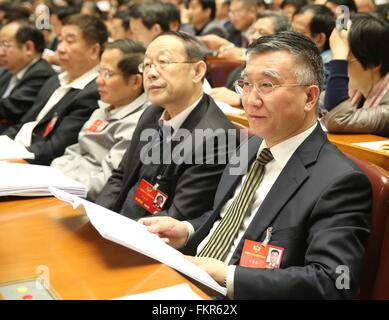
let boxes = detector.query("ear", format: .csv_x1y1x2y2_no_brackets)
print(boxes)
151,23,163,37
129,73,143,90
303,85,321,112
313,33,326,51
192,60,207,84
23,40,35,56
89,43,101,61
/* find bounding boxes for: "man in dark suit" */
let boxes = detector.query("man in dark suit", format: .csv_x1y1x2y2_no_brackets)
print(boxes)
95,32,237,222
3,14,108,165
139,32,372,299
0,20,55,132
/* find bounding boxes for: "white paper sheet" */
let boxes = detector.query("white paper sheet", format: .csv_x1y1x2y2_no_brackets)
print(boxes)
0,162,87,197
113,283,203,300
352,140,389,153
0,135,35,160
50,187,227,296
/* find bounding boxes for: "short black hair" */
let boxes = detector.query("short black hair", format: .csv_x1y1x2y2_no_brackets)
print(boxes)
104,39,145,78
14,21,46,54
129,2,170,32
247,31,324,89
295,4,335,51
154,31,207,62
164,2,181,25
257,11,291,32
349,13,389,77
270,249,279,255
281,0,308,10
51,6,80,23
113,10,130,32
63,14,108,54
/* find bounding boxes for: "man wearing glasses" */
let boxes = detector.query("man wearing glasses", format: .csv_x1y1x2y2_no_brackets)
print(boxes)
0,20,55,132
139,32,371,299
95,32,236,223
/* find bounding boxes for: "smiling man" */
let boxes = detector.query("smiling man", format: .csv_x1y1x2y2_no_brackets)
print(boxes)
139,32,372,300
2,14,107,165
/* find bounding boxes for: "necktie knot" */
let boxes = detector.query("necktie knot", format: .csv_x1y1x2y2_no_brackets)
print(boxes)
256,148,274,166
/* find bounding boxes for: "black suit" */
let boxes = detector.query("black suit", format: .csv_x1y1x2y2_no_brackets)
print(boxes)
3,74,99,165
183,124,371,299
95,94,238,221
0,59,56,132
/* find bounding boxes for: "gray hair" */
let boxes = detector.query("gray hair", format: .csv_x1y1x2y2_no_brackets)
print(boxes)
246,31,324,90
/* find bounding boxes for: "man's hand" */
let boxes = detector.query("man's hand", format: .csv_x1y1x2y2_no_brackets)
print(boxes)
200,34,231,50
138,216,189,249
185,256,228,286
209,87,241,107
217,46,245,60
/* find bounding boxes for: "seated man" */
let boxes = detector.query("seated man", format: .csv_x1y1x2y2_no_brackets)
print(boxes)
140,32,372,299
2,14,108,165
0,20,55,132
95,32,237,222
51,39,148,201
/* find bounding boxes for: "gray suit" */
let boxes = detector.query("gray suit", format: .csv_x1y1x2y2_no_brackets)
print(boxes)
51,93,148,201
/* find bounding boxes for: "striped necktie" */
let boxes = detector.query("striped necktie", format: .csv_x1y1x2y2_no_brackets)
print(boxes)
197,148,274,261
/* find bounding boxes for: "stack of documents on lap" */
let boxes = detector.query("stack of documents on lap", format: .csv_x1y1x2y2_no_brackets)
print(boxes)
0,162,87,197
0,135,35,160
50,187,227,296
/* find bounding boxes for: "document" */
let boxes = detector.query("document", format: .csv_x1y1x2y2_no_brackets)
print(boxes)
352,140,389,153
114,283,203,300
0,162,87,197
0,135,35,160
50,187,227,296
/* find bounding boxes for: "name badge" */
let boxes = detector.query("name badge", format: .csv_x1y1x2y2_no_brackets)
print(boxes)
43,115,59,138
86,119,109,133
240,239,284,269
133,179,168,215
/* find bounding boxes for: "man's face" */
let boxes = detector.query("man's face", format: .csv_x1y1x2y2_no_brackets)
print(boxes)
57,25,98,79
96,48,138,108
292,11,314,40
248,17,275,44
110,18,127,40
142,35,199,111
0,22,29,74
229,1,256,32
270,251,279,264
130,18,156,46
242,51,313,147
187,0,211,29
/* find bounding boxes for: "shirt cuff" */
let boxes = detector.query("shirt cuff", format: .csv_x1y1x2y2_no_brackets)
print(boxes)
182,221,195,244
226,265,236,299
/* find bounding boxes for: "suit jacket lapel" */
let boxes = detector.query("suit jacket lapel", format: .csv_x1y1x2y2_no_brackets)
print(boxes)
0,72,12,97
229,124,327,264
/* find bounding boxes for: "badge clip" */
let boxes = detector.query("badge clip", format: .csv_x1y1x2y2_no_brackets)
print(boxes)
262,227,273,247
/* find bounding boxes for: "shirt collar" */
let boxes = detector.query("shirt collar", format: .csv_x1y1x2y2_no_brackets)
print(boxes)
258,123,318,169
15,57,39,81
98,92,148,120
58,66,99,90
159,94,203,131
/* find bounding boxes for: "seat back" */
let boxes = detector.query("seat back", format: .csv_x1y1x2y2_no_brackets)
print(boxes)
345,154,389,299
207,57,244,87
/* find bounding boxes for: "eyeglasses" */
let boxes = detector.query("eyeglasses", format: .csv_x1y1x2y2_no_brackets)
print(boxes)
138,59,198,73
97,68,122,80
233,79,311,96
0,41,12,50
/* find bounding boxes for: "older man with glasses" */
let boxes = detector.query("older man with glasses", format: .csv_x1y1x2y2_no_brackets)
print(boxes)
139,32,371,300
95,31,237,223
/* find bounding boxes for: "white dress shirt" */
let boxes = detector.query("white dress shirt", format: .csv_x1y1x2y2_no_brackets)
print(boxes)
14,66,99,147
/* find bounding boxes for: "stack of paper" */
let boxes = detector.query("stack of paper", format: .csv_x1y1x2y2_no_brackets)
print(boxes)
50,187,227,296
0,135,35,160
352,140,389,153
0,162,87,197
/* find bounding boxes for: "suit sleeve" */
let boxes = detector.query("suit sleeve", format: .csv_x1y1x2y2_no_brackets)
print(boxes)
0,69,55,123
233,171,371,299
26,91,98,165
